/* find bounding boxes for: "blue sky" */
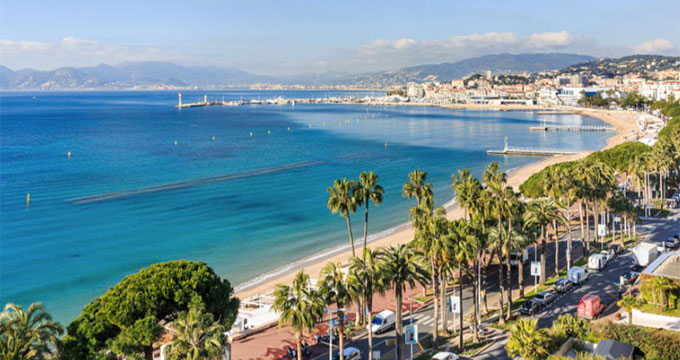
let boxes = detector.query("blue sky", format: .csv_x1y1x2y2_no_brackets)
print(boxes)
1,0,678,75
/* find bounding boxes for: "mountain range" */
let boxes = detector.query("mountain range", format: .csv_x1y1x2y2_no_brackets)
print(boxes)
0,53,596,90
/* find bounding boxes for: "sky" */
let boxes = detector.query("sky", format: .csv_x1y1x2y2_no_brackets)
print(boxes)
1,0,679,75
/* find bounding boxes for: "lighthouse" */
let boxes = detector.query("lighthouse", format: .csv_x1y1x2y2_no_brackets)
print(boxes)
178,92,182,107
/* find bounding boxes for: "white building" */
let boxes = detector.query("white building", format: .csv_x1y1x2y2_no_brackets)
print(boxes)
640,81,680,101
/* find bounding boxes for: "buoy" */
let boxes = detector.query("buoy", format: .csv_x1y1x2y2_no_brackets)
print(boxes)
338,122,341,127
26,193,30,207
67,151,71,159
212,136,215,140
174,141,178,146
250,132,253,137
384,142,387,148
287,127,290,132
322,122,325,127
268,130,271,134
308,124,312,128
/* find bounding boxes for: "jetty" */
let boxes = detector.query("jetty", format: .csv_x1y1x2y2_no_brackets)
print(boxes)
529,125,615,132
535,111,575,115
488,137,581,156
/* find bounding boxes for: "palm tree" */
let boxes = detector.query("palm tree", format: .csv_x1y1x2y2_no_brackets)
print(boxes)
412,207,449,350
505,318,550,360
356,171,384,250
165,302,228,360
508,222,534,298
320,262,353,360
484,162,508,323
523,199,560,285
403,170,434,210
379,244,429,360
653,276,678,310
450,219,476,348
0,303,63,360
502,187,520,320
328,178,360,256
272,271,325,360
617,295,643,325
451,169,482,220
348,248,386,360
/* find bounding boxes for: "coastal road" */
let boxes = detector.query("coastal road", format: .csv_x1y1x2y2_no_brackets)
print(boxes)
314,234,584,360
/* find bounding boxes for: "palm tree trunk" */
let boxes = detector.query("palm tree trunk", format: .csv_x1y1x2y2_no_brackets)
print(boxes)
395,290,403,360
506,217,513,320
458,260,464,350
585,202,591,254
338,309,345,360
567,210,573,270
594,201,600,249
346,216,355,257
431,267,439,351
518,259,525,298
628,310,633,325
367,296,374,360
540,226,546,285
498,215,506,324
579,202,585,242
553,219,559,277
473,260,480,342
482,254,489,314
441,275,448,333
363,202,369,250
296,333,302,360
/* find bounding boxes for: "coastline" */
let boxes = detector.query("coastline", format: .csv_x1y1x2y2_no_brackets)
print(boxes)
233,106,640,300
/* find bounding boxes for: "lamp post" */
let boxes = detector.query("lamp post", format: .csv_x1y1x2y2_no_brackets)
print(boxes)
325,307,346,360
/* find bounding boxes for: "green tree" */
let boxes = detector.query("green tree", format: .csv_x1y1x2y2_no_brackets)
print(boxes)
484,162,508,323
506,318,550,360
319,262,353,360
652,277,679,310
402,170,434,210
347,248,386,360
62,260,239,360
451,169,482,220
617,295,644,325
328,178,360,256
272,271,324,360
164,301,228,360
379,244,428,360
524,199,560,285
356,171,384,250
0,303,63,360
449,219,476,347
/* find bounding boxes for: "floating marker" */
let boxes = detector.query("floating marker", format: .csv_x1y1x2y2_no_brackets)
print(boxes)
384,142,387,148
322,122,326,127
26,193,30,207
212,136,215,140
67,151,71,159
174,141,178,146
268,130,271,134
250,132,253,137
308,124,312,128
287,127,290,132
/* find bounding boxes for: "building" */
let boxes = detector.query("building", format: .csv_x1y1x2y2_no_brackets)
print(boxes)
640,81,680,101
450,78,465,89
406,83,425,98
641,251,680,286
592,340,635,360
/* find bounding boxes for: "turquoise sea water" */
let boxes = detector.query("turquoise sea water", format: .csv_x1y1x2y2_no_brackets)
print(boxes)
0,90,611,324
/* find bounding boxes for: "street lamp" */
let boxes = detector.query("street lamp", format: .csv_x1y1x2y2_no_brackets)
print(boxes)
325,307,346,360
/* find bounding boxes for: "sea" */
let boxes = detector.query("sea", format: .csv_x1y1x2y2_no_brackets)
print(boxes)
0,90,611,324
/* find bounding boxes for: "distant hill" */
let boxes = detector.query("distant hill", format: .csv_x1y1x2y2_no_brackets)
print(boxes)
0,62,269,90
343,53,595,87
560,54,680,78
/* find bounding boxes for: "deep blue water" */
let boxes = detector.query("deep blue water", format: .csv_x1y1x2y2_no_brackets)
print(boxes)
0,90,610,324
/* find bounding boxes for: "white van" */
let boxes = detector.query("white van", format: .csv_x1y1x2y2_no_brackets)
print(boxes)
368,310,395,334
509,249,529,266
568,266,590,285
588,254,606,271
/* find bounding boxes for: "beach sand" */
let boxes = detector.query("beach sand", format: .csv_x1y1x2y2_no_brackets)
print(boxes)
233,108,640,300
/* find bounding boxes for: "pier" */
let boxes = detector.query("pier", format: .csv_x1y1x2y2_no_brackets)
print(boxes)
535,111,575,115
529,125,615,132
487,137,582,156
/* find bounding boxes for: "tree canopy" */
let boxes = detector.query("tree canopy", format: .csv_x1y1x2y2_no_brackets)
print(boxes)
62,260,239,360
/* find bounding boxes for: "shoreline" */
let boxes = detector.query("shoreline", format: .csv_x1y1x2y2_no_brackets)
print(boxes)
233,106,640,300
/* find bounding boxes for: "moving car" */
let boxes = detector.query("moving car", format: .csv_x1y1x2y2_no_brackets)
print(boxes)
553,278,574,293
577,294,605,319
568,266,590,285
620,271,640,286
520,300,540,315
368,310,395,334
333,347,361,360
432,352,459,360
533,291,555,307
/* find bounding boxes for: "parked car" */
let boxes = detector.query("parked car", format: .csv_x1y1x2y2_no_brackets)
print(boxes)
657,241,675,252
568,266,591,285
333,347,361,360
533,291,555,307
368,310,395,334
631,264,645,272
589,254,607,271
553,278,574,293
577,294,605,319
520,300,540,315
620,271,640,286
432,352,459,360
608,244,622,255
600,250,614,263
